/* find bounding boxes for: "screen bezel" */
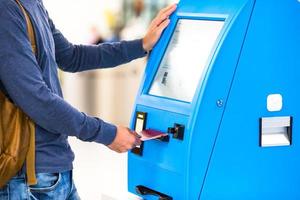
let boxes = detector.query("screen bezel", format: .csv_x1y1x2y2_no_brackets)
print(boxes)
137,14,227,115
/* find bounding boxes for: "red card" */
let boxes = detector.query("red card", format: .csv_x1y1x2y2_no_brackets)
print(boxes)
139,129,167,141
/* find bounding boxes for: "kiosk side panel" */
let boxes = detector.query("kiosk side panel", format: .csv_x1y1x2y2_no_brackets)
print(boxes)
200,1,300,199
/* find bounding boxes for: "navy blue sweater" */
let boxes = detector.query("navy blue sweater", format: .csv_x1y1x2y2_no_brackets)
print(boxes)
0,0,146,173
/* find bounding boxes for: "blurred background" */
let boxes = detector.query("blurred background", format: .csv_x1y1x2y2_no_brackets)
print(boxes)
43,0,178,199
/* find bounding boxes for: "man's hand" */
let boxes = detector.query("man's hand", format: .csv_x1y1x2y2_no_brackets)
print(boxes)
108,126,141,153
142,4,177,52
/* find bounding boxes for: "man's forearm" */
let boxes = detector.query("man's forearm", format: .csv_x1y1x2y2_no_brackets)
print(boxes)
55,38,147,73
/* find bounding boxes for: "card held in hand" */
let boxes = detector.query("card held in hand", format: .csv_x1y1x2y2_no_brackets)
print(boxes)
139,129,167,141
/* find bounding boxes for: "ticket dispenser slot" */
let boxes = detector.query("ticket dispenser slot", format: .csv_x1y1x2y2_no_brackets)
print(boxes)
260,116,292,147
136,185,173,200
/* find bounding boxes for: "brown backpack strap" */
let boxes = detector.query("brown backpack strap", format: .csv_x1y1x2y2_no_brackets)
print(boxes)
26,121,36,185
15,0,37,186
15,0,37,55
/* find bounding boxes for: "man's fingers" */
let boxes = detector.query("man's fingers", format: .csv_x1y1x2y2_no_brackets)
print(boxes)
126,130,141,148
135,137,142,146
162,4,177,17
160,4,177,15
130,130,141,138
127,138,140,150
156,19,171,34
130,132,142,147
152,4,177,28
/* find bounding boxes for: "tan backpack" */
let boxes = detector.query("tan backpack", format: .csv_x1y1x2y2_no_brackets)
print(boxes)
0,0,37,188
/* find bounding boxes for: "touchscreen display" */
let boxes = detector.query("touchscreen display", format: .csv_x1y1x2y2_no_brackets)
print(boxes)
149,19,224,102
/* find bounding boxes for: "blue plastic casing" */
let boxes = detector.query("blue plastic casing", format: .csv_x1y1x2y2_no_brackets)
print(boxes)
128,0,300,199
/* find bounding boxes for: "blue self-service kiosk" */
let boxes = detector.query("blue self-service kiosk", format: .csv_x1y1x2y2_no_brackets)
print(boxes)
128,0,300,199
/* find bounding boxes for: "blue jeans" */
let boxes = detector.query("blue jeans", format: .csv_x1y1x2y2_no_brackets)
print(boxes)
0,171,80,200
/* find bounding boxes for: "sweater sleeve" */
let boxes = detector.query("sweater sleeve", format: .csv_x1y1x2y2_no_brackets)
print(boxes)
47,17,147,73
0,3,116,145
